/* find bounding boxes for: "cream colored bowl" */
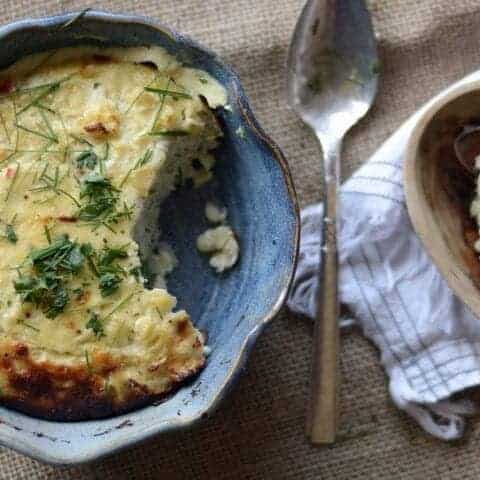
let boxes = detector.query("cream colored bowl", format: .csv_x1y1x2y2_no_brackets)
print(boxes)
405,79,480,317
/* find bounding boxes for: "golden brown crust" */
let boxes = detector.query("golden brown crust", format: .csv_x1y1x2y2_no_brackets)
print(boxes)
0,340,204,421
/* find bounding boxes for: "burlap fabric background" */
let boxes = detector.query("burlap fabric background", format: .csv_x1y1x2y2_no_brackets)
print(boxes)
0,0,479,478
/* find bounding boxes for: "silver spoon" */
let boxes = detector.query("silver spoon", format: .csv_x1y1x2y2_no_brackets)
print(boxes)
287,0,378,444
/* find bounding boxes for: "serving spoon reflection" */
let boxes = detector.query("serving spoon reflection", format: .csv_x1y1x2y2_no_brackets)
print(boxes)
287,0,378,443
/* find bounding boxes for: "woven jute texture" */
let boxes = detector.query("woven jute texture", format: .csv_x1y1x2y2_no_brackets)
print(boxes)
1,0,480,478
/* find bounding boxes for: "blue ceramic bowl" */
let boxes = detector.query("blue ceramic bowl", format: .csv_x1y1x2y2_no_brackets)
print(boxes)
0,10,299,464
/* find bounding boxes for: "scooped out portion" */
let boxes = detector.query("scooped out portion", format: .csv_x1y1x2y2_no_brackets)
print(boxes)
0,45,227,420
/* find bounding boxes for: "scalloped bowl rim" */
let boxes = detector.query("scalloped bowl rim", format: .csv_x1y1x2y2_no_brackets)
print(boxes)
0,10,300,465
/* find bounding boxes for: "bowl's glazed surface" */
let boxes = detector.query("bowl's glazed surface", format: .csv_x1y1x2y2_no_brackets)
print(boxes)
0,10,299,465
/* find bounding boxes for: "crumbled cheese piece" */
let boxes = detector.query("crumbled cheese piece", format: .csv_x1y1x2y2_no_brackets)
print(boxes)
205,201,227,224
196,226,239,273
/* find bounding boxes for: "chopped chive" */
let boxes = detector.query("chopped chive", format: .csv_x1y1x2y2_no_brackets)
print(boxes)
17,83,60,115
18,320,40,332
28,50,58,77
12,96,18,152
119,149,153,187
30,162,80,207
34,102,56,114
124,64,171,115
15,123,58,143
44,225,52,244
0,112,10,143
105,292,135,319
59,8,91,30
37,107,58,143
144,87,192,99
150,77,172,132
69,133,93,147
14,74,73,97
149,130,190,137
84,349,93,374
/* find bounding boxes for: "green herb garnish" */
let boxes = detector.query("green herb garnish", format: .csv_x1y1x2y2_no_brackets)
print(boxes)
150,77,172,131
84,349,92,374
119,149,153,187
99,273,122,297
83,244,129,295
77,174,133,231
86,312,105,338
77,173,117,221
144,87,192,100
69,133,92,147
15,123,58,143
105,292,135,319
14,274,69,319
13,234,88,318
43,225,52,244
30,163,81,207
76,151,98,170
5,224,17,243
149,130,190,137
17,319,40,332
59,8,91,30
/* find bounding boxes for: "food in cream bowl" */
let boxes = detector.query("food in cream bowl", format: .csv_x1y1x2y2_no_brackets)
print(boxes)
0,11,298,464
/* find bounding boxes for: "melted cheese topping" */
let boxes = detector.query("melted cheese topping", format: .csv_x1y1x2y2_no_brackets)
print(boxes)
0,46,226,416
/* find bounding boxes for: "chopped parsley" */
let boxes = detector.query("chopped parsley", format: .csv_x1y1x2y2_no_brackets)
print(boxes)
86,312,104,338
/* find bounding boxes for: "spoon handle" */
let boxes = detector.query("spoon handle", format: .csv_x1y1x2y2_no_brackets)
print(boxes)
307,136,341,444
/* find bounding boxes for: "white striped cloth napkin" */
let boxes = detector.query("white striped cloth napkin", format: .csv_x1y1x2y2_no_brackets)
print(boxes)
287,72,480,440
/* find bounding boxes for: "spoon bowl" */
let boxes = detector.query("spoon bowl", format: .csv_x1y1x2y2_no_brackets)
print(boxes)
287,0,378,137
